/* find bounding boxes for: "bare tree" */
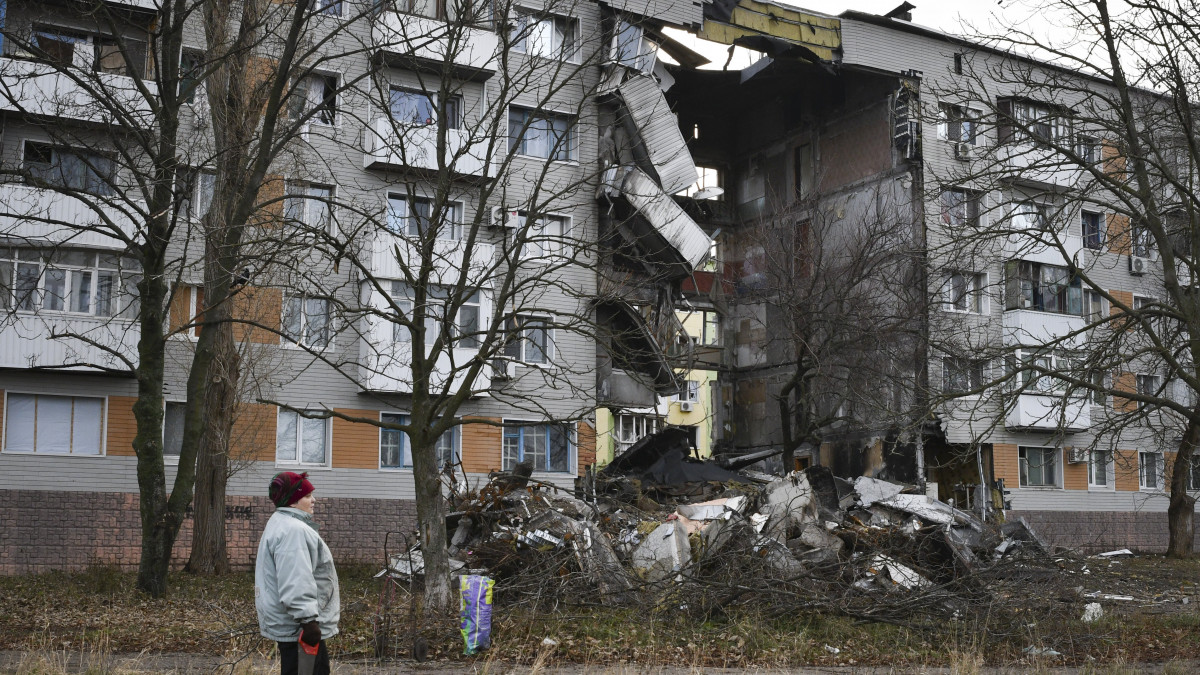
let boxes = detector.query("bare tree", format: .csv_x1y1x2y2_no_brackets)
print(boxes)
926,0,1200,555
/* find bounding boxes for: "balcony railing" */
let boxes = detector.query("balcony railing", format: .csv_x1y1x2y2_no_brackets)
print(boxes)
1005,392,1090,432
997,142,1085,189
372,12,498,81
1002,309,1085,346
0,183,139,249
0,313,138,371
0,57,156,127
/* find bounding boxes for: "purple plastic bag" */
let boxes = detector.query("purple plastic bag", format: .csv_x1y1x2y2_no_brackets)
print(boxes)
459,574,494,655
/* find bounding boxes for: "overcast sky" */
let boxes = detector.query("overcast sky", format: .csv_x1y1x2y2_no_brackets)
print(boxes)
800,0,1008,35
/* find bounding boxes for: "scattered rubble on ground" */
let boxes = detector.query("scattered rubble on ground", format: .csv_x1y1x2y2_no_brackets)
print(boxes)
381,429,1069,624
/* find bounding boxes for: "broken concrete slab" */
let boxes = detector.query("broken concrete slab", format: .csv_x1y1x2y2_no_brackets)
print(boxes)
853,476,905,507
870,554,931,591
632,520,691,581
875,493,982,531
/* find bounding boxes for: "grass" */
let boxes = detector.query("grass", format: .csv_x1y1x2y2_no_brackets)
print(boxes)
1,558,1199,669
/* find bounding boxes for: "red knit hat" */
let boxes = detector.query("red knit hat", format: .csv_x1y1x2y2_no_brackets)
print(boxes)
269,471,314,508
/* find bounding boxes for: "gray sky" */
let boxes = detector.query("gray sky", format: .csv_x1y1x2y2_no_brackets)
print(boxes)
801,0,1007,35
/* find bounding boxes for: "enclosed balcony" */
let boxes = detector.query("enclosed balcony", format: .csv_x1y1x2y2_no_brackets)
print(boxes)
364,118,492,177
997,143,1085,190
372,12,498,82
0,183,139,249
1002,309,1085,346
600,165,713,276
0,57,156,127
1005,393,1090,432
362,228,495,286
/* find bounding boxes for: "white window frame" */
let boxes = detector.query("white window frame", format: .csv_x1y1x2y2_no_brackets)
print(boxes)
675,380,700,402
0,248,138,318
30,24,144,78
22,139,116,197
183,167,216,221
378,412,459,470
314,0,343,16
1135,372,1161,409
282,294,332,349
1139,450,1165,491
501,420,574,473
275,408,331,468
942,270,988,314
936,102,981,146
295,72,339,126
940,187,982,228
512,9,580,63
170,284,202,340
390,282,482,349
388,86,462,130
516,212,569,261
1081,210,1105,250
2,391,107,456
1087,449,1115,490
385,193,464,240
508,106,576,162
610,18,656,72
942,356,985,396
285,182,335,234
613,413,660,456
1018,446,1061,488
504,314,553,364
1083,289,1107,323
163,400,186,464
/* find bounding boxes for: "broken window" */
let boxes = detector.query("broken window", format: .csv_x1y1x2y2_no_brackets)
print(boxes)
23,141,115,196
1136,372,1161,409
998,98,1070,145
1011,200,1049,231
940,188,981,228
1131,218,1154,258
293,73,337,125
611,18,655,72
613,413,659,456
503,422,571,472
1018,446,1059,487
937,103,980,146
677,166,723,200
389,87,461,129
1081,210,1104,249
1004,260,1082,315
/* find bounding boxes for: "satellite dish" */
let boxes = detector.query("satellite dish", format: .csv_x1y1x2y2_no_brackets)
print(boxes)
693,187,725,200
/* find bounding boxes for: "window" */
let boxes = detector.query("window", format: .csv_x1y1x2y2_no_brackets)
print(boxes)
275,409,328,466
611,18,655,72
1131,219,1154,258
386,194,463,240
614,413,660,455
285,183,333,233
516,213,568,259
293,73,337,125
1139,451,1164,490
937,103,979,145
1018,446,1059,487
701,310,720,346
163,402,186,458
942,271,987,313
512,10,578,61
379,413,458,469
677,166,723,200
1011,200,1049,231
504,315,551,364
23,142,115,196
508,106,575,161
32,27,87,68
0,249,138,316
182,168,216,219
3,393,104,455
1136,373,1161,408
942,357,984,395
676,380,700,402
502,422,571,472
1007,350,1073,393
999,98,1069,145
390,283,480,349
1187,457,1200,491
389,88,461,129
1082,211,1104,249
940,188,981,228
1083,290,1106,322
1088,450,1112,488
1090,371,1108,405
315,0,343,15
282,295,330,348
1077,135,1100,163
31,26,146,77
179,50,204,104
1004,260,1082,315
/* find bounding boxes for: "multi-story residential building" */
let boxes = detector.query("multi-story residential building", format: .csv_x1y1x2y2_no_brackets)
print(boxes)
0,0,716,572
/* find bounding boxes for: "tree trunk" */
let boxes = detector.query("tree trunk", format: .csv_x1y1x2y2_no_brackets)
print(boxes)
412,439,450,612
185,315,239,574
1167,415,1199,558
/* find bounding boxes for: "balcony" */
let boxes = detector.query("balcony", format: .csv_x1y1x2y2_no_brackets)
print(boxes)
364,119,492,177
0,57,156,127
997,143,1084,190
1002,309,1085,346
356,288,492,394
0,183,138,249
1005,393,1090,432
362,230,495,287
1002,232,1083,267
372,12,498,82
600,165,713,276
0,313,138,372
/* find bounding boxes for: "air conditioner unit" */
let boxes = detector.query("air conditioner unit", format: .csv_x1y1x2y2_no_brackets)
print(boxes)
678,401,694,412
1129,255,1150,276
1067,447,1088,464
490,206,520,228
953,142,973,160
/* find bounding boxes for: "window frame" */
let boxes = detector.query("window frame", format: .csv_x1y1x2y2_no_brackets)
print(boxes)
512,8,580,63
284,182,335,234
0,248,138,317
940,187,982,228
22,140,116,197
936,102,981,146
389,282,482,349
1087,449,1114,490
1135,372,1162,409
1081,210,1104,250
501,420,574,473
30,25,146,78
388,86,462,130
1018,445,1061,488
162,400,186,464
515,212,570,261
378,412,459,470
942,270,988,314
503,314,553,364
294,72,339,126
1139,450,1165,491
274,408,331,468
613,412,660,455
507,106,576,162
1004,260,1084,316
282,294,332,350
386,193,464,240
942,356,985,396
2,391,108,456
676,380,700,403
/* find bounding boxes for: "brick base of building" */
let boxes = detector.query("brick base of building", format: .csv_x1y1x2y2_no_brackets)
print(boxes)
1011,510,1200,554
0,490,417,575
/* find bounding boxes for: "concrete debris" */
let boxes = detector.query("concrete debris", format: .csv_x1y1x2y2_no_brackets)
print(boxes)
1081,602,1103,622
1094,549,1134,558
386,453,1054,611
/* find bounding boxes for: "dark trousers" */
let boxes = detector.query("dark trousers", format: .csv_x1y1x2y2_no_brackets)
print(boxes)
277,639,330,675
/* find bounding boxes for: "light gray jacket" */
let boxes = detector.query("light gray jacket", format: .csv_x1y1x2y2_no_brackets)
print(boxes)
254,508,341,642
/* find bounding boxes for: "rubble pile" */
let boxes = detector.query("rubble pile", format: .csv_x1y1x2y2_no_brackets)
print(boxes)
387,432,1053,623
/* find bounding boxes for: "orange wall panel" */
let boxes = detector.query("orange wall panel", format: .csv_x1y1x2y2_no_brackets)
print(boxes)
1063,449,1087,490
1107,213,1130,255
232,286,281,345
332,409,382,469
1113,371,1138,412
106,396,138,457
231,403,277,463
992,443,1020,487
1115,450,1140,491
460,417,502,474
576,421,596,476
